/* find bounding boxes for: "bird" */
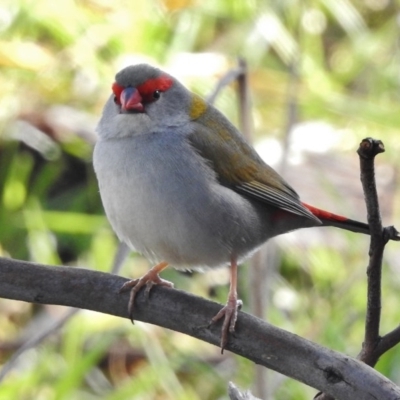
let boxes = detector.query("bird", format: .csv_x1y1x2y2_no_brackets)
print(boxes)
93,63,373,351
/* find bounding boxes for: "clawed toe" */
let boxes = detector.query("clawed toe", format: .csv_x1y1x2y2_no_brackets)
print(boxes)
210,297,241,353
119,279,139,293
119,262,172,322
208,258,241,353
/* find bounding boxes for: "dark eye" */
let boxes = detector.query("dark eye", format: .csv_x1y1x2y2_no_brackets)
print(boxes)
153,90,161,99
113,96,120,105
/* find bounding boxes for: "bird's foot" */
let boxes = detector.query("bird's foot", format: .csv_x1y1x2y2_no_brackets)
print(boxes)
210,296,242,353
119,261,173,321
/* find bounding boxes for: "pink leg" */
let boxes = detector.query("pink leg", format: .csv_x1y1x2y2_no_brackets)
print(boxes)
210,257,241,352
119,261,173,321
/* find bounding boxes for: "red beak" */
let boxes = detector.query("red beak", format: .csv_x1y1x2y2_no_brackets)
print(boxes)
120,87,144,112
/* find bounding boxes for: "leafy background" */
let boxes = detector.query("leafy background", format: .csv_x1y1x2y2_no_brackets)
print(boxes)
1,0,400,399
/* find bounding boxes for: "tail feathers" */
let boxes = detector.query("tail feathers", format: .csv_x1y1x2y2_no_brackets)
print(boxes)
302,203,370,235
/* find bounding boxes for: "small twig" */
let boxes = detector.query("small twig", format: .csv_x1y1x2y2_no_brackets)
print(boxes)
383,225,400,242
111,242,130,274
236,58,253,141
279,25,301,175
352,138,400,366
315,139,400,400
206,65,245,105
356,138,385,366
377,325,400,356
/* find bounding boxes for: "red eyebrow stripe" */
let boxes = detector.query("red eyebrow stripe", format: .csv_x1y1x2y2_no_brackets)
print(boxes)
112,82,124,97
137,75,173,95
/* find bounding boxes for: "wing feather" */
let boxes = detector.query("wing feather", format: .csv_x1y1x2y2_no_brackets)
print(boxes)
188,103,319,223
235,181,318,221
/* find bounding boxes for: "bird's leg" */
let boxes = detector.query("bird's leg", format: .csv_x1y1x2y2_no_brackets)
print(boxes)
119,261,172,321
210,256,242,352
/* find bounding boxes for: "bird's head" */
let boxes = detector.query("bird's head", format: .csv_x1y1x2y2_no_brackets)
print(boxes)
97,64,207,139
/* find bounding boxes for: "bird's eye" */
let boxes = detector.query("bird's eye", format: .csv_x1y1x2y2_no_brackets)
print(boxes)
153,90,161,99
113,96,120,105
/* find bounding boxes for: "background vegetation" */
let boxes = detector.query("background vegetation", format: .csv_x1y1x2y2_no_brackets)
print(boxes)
1,0,400,398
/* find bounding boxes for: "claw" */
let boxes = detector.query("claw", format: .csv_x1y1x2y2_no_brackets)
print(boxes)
210,297,241,352
209,256,240,353
119,278,139,293
119,261,172,321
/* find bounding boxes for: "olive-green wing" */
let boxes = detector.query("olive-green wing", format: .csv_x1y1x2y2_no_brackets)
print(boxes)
188,106,318,221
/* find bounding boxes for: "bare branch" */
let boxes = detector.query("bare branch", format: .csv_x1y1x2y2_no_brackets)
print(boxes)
1,256,400,400
356,138,386,366
378,325,400,356
206,65,245,105
236,58,253,141
312,138,400,400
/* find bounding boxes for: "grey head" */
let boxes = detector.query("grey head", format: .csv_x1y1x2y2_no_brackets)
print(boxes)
97,64,194,140
115,64,163,88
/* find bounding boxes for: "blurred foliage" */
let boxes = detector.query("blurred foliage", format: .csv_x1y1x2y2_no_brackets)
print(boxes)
1,0,400,398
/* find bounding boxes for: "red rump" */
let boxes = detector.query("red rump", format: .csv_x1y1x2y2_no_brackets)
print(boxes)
302,203,348,222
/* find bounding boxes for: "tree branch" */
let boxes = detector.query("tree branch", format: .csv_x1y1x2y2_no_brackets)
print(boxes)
316,138,399,400
378,325,400,356
1,256,400,400
357,138,386,366
206,65,245,105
